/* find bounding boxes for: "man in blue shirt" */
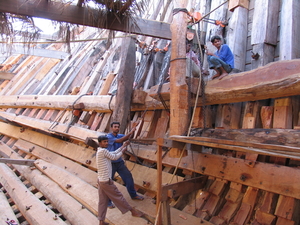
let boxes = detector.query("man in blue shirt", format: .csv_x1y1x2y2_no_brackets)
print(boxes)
106,122,144,208
206,35,234,80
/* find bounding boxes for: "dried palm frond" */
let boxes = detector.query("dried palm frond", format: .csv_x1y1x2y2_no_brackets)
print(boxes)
0,13,41,53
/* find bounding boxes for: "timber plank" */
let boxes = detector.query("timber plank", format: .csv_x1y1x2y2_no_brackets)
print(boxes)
13,139,98,187
0,189,19,225
0,143,99,225
34,159,153,224
0,0,172,39
274,195,294,220
126,161,184,193
0,112,105,142
0,163,67,225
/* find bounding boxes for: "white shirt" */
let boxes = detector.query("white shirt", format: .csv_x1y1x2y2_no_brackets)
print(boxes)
96,147,123,182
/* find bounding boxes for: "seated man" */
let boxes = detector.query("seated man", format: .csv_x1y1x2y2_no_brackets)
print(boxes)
206,35,234,80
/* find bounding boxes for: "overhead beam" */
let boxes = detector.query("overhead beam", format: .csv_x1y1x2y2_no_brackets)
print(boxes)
1,44,70,59
0,0,171,39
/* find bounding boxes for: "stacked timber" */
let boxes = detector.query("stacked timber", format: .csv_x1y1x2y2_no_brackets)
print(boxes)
1,0,300,225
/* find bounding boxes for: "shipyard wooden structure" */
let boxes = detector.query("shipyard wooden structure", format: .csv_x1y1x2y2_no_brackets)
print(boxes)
0,0,300,225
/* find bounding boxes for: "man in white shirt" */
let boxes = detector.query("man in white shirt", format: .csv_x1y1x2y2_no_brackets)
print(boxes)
96,135,143,225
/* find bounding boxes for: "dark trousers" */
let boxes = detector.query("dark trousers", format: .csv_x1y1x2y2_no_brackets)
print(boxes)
98,179,132,221
111,161,137,198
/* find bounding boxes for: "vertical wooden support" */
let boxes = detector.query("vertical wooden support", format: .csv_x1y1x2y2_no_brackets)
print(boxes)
280,0,300,60
156,138,163,225
251,0,280,69
169,0,189,157
112,37,136,134
227,5,248,71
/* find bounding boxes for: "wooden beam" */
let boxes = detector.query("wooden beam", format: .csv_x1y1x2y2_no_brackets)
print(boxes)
0,163,67,225
0,94,166,111
161,176,207,201
0,72,15,80
0,189,19,224
127,144,300,200
0,111,104,142
151,59,300,105
280,0,300,60
0,158,35,166
0,143,100,225
0,0,171,39
169,0,189,157
112,37,136,133
1,44,70,59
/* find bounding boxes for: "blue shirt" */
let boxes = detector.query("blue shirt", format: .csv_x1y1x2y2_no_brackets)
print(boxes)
215,44,234,69
107,133,125,163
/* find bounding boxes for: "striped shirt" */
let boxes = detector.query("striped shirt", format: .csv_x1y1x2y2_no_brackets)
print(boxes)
96,147,123,182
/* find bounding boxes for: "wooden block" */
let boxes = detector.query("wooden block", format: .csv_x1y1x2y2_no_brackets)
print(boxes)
242,116,255,129
273,106,293,129
254,209,276,224
195,191,210,210
261,106,274,129
259,191,278,213
229,0,249,11
132,89,147,104
86,111,97,128
201,194,221,216
276,217,295,225
209,179,227,196
225,188,242,203
230,182,243,192
232,202,251,225
138,111,155,138
209,216,226,225
218,201,240,222
275,195,294,220
192,107,202,128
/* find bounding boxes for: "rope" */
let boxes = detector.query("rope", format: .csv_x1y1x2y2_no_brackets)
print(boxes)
190,0,229,27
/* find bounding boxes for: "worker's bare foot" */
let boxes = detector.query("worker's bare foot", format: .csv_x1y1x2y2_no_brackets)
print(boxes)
219,73,228,80
212,73,220,79
131,208,144,217
99,220,109,225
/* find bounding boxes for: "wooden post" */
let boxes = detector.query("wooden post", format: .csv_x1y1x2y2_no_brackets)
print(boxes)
280,0,300,60
112,36,136,133
169,0,189,157
156,138,163,225
251,0,280,69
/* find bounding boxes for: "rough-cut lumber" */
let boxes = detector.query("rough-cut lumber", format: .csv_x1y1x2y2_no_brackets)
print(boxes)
0,71,15,80
0,143,99,225
112,37,136,133
280,0,300,60
129,143,300,200
0,94,166,111
0,111,104,142
227,5,248,71
0,0,171,39
0,189,19,225
251,0,280,46
168,0,189,157
1,44,70,59
0,158,35,166
169,135,300,159
13,139,98,187
34,159,152,224
151,59,300,105
0,163,67,225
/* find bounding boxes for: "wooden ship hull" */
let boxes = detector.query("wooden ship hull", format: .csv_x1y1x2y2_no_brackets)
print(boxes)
1,0,300,225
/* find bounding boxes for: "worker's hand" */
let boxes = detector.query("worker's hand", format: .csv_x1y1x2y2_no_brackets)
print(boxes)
123,140,130,147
